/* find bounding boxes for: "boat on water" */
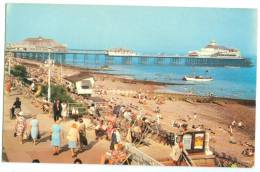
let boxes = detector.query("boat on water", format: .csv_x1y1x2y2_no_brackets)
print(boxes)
100,65,111,70
188,40,242,58
183,75,213,82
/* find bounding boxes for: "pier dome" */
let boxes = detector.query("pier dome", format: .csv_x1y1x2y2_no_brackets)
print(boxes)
6,36,67,52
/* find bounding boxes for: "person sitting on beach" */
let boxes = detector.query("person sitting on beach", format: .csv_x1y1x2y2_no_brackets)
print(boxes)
155,106,160,114
231,120,236,128
88,104,96,116
30,81,36,92
106,114,116,126
100,144,128,165
113,104,121,118
229,133,237,144
131,125,142,143
156,97,165,105
42,98,50,112
34,84,42,97
119,105,126,117
95,120,108,140
238,121,245,129
123,109,132,122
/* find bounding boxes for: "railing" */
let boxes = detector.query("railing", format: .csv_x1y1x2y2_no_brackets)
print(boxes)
124,143,164,166
67,102,88,117
182,149,196,167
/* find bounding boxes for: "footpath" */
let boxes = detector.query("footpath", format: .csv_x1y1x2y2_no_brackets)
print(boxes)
2,86,172,164
3,91,110,164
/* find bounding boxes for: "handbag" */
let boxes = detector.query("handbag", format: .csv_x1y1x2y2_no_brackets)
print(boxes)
37,132,41,139
23,132,28,140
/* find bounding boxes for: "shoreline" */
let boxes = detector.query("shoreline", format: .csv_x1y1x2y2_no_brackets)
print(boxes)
18,58,256,105
61,63,256,105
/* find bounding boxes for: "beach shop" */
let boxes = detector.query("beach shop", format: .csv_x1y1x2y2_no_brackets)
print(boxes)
64,72,95,96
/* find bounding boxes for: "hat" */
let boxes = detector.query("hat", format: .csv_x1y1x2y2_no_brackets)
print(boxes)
18,111,24,116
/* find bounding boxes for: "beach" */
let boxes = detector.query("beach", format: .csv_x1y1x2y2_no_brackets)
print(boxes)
3,56,256,166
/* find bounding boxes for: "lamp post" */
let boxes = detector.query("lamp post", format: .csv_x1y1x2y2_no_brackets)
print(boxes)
47,48,52,103
60,54,62,82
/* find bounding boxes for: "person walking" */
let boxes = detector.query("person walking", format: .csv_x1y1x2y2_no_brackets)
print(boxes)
78,118,88,149
50,120,63,156
5,79,11,96
29,114,39,145
67,123,80,158
61,101,68,121
53,99,62,122
14,111,26,144
12,97,22,118
95,120,107,140
110,128,118,150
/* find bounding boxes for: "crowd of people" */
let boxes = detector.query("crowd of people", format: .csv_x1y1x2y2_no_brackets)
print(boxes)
10,94,152,164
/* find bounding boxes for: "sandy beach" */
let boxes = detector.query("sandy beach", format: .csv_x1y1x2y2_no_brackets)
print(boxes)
3,56,256,166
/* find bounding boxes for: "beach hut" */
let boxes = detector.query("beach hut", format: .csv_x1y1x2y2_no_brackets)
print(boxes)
64,72,95,96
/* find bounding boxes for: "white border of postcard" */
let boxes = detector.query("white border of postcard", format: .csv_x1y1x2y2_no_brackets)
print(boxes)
0,0,259,172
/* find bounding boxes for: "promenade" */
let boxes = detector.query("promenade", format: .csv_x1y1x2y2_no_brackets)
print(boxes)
3,92,110,163
2,92,171,164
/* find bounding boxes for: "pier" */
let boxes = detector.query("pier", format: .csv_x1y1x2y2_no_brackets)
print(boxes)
5,49,251,67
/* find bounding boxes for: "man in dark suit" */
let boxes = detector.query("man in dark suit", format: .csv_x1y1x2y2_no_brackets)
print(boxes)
53,99,62,122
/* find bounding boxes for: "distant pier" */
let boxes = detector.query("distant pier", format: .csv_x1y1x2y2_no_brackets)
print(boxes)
5,49,251,67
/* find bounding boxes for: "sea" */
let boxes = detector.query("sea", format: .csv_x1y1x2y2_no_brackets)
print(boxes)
63,55,256,100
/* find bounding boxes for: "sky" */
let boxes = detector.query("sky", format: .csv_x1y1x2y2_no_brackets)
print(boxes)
5,4,257,56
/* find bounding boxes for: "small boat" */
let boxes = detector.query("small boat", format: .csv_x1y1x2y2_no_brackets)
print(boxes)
183,75,213,82
100,65,111,70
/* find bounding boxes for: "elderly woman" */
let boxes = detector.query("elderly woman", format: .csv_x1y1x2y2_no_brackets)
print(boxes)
29,114,39,145
14,111,26,144
50,119,63,156
67,123,80,158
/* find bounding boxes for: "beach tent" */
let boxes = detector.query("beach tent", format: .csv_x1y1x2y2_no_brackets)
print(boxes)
64,72,94,96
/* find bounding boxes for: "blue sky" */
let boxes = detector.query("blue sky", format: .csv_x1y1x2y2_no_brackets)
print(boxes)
5,4,257,56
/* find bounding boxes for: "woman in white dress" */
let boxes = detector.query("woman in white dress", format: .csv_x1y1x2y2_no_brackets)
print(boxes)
61,102,68,121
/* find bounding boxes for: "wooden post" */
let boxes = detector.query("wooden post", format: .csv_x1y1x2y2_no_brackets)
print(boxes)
84,54,88,64
73,54,77,65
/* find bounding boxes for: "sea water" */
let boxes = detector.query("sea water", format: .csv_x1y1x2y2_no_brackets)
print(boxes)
63,54,256,100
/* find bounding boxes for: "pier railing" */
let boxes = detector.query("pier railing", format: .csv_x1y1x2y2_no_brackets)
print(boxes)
5,49,252,67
